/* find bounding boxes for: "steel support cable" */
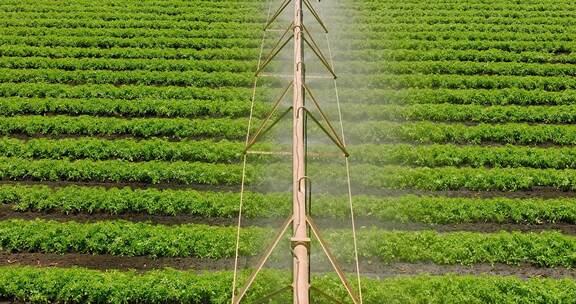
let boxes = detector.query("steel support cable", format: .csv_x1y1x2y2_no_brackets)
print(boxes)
318,2,364,303
231,1,273,303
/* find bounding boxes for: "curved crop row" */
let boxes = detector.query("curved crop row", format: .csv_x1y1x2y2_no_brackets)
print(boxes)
0,157,248,185
344,60,576,77
0,35,261,49
345,104,576,123
0,45,259,60
0,97,268,118
0,69,258,87
1,219,575,267
350,121,576,145
339,88,576,106
346,74,576,92
337,49,576,64
3,184,576,224
2,267,574,304
0,83,256,101
0,57,255,73
352,143,576,169
0,115,249,139
0,137,249,162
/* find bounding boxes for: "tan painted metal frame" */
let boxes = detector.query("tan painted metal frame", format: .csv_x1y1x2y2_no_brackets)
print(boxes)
232,0,360,303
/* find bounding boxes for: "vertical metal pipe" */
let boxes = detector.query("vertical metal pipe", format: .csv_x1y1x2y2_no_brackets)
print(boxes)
292,0,309,303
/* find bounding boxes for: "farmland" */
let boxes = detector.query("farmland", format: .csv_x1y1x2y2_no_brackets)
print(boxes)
1,0,576,303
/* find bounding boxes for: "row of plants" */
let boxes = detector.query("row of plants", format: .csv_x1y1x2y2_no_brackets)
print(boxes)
352,21,575,34
339,88,576,106
0,97,268,118
0,35,261,49
3,184,576,224
5,135,576,170
345,60,576,77
1,218,576,267
349,74,576,91
7,23,575,42
2,267,574,304
352,143,576,169
5,35,576,53
350,120,576,145
350,39,576,53
0,137,250,162
7,156,576,191
0,45,259,60
4,26,261,39
0,115,249,138
0,8,265,22
346,103,576,123
0,83,255,101
0,57,256,73
0,69,258,87
0,157,247,185
342,30,574,42
0,17,265,30
348,164,576,191
338,49,576,64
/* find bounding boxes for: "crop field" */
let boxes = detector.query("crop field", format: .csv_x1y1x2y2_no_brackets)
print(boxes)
1,0,576,303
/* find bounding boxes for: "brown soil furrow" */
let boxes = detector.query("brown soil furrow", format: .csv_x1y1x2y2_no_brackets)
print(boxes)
2,206,576,235
0,252,575,280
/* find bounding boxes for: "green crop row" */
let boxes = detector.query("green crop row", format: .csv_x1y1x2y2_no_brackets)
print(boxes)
0,57,255,73
354,13,576,26
3,184,576,225
0,219,268,258
0,97,268,118
0,83,255,101
345,104,576,123
5,35,576,53
0,45,259,60
344,60,576,77
352,143,576,169
352,21,573,35
1,218,576,267
0,137,250,162
339,30,574,43
6,156,576,191
347,74,576,92
0,8,265,23
0,157,247,185
2,26,261,39
348,164,576,191
349,121,576,145
350,38,576,53
0,16,265,30
339,88,576,106
0,115,249,139
0,69,258,88
0,35,260,49
337,49,576,64
3,267,576,304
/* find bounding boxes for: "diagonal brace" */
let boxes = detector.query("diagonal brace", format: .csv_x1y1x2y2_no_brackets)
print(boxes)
303,0,328,33
245,81,293,152
253,285,292,304
233,216,294,304
302,30,336,78
303,84,347,153
264,0,292,30
245,106,292,153
297,107,349,157
310,286,345,304
307,217,360,304
255,22,294,76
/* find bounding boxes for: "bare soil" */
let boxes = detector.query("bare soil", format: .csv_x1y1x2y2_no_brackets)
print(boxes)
1,252,574,279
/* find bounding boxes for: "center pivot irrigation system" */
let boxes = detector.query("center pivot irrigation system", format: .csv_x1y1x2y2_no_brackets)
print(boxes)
231,0,363,303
